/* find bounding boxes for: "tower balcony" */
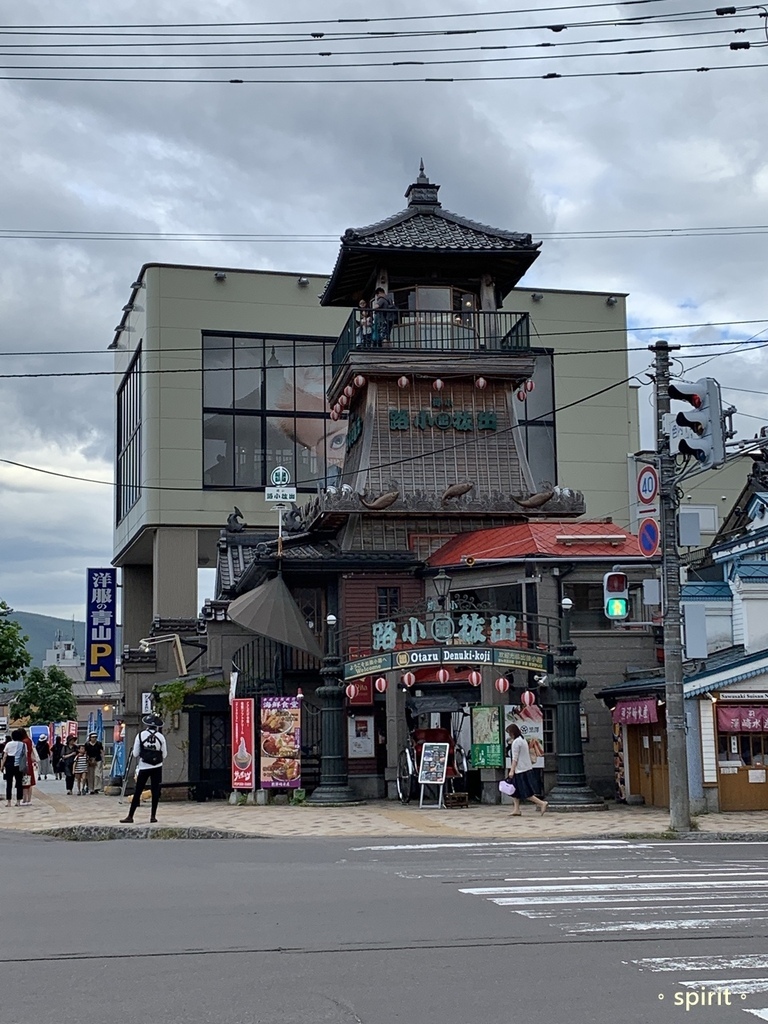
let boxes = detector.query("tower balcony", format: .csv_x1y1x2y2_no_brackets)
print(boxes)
328,308,533,402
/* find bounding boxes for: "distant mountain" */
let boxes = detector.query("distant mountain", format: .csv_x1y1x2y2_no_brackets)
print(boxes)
9,612,86,669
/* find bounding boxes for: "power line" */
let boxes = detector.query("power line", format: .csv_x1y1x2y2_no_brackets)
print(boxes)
2,320,768,364
0,372,642,492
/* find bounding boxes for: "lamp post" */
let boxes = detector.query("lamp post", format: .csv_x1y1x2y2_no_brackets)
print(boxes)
547,597,605,809
307,612,357,804
433,568,452,609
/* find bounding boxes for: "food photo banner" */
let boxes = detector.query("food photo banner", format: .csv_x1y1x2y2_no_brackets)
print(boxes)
260,696,301,789
231,698,255,790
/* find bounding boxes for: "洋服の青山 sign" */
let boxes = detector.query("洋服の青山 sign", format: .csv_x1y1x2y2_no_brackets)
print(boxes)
86,568,117,682
717,705,768,732
611,699,658,725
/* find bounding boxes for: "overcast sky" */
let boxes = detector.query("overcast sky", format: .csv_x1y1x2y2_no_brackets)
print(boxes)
1,0,767,620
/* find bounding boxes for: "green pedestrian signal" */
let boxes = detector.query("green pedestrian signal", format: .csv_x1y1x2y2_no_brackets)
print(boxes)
603,572,629,620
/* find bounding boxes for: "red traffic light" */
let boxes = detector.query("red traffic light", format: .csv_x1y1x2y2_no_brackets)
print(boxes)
605,572,628,593
669,382,704,408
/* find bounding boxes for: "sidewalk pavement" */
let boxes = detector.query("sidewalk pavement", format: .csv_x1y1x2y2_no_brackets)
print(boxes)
3,776,768,840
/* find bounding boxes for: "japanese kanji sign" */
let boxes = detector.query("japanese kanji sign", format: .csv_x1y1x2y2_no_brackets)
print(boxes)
86,568,117,682
611,699,658,725
717,705,768,733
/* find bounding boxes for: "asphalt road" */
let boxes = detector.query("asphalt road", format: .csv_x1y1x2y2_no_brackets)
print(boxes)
2,830,768,1024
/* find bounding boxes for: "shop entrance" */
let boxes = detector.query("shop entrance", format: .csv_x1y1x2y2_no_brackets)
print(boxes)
627,713,669,808
717,728,768,811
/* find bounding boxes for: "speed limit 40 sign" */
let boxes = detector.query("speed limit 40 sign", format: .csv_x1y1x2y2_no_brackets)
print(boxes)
637,466,659,506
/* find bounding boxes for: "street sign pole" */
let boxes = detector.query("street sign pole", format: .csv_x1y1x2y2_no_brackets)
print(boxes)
650,339,691,833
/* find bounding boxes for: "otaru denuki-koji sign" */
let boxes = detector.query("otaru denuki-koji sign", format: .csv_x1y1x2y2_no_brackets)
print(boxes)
86,568,117,681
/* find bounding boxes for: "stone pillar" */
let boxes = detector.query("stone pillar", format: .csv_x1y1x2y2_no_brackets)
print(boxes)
152,527,198,619
121,565,153,648
307,648,357,805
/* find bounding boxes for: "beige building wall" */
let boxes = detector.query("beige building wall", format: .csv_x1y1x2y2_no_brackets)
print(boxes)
504,287,635,525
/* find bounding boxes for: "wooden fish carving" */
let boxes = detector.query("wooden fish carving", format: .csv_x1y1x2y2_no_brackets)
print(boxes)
359,489,400,510
512,489,555,509
441,482,474,502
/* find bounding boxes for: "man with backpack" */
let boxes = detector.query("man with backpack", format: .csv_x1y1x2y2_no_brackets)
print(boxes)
371,288,396,347
120,713,167,824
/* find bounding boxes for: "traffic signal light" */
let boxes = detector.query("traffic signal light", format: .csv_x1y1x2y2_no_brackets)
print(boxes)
668,378,725,470
603,572,629,620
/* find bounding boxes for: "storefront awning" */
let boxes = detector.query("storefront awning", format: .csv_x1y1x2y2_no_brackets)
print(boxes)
611,698,658,725
717,705,768,732
227,575,323,660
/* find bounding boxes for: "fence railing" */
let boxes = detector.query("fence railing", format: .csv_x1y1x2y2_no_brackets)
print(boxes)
332,308,531,374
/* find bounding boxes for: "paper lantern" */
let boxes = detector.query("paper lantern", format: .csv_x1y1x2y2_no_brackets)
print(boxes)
433,378,444,391
437,668,450,684
345,683,358,700
398,376,410,389
353,375,367,388
521,689,536,706
329,410,340,421
374,676,388,693
344,385,354,398
468,670,482,687
475,377,487,390
402,671,416,687
517,389,526,402
525,379,535,393
333,403,342,415
338,394,349,407
495,677,510,694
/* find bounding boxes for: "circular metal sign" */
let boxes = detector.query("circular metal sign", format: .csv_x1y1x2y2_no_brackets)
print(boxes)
637,466,659,505
270,465,291,486
430,616,455,643
638,517,661,558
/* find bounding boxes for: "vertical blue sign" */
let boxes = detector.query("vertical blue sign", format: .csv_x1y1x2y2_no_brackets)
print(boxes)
86,568,117,681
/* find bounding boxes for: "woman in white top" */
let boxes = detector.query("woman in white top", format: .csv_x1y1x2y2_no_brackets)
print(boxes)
506,723,548,817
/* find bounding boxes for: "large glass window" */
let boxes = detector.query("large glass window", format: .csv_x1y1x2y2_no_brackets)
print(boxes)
518,350,556,488
116,348,142,522
202,333,340,490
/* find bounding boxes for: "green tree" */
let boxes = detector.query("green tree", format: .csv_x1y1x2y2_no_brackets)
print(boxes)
0,601,31,692
10,665,77,723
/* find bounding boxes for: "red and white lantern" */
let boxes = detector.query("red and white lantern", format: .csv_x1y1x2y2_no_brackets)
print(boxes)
437,668,450,684
374,676,388,693
494,676,510,694
344,385,354,398
468,670,482,687
329,409,340,421
333,403,342,416
345,683,358,700
517,389,526,402
339,394,349,407
402,671,416,687
520,689,537,707
433,378,444,391
475,377,487,390
398,376,410,389
353,375,367,388
525,379,535,393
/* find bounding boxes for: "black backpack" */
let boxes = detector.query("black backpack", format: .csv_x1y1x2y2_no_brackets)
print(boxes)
139,729,163,766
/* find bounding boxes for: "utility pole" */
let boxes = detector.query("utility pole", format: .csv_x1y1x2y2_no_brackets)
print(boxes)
650,340,691,832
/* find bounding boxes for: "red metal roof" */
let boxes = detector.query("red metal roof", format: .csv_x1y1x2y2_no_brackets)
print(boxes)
429,521,641,566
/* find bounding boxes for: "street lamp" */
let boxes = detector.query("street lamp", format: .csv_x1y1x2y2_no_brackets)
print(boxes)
307,612,357,805
546,596,605,809
433,569,452,608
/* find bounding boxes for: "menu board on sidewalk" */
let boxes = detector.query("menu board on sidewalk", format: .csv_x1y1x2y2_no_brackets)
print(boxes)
418,742,449,785
260,696,301,789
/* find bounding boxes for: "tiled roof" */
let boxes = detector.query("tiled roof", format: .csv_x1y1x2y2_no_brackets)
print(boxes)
342,205,538,253
429,521,644,566
681,581,732,601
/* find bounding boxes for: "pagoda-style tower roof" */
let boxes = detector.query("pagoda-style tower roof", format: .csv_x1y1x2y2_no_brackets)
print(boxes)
321,163,541,307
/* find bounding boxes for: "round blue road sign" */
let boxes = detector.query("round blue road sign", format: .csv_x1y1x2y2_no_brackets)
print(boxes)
638,517,660,558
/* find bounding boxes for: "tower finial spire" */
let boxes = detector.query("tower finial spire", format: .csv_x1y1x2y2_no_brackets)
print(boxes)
418,158,427,182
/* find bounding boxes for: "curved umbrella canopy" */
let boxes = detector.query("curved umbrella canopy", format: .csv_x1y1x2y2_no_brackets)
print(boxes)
227,575,323,660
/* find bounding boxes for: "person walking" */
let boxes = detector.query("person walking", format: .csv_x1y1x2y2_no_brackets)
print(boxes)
1,729,24,807
73,746,88,795
51,735,64,779
36,735,51,780
59,735,77,795
18,729,38,806
84,732,104,795
120,714,167,825
505,723,548,817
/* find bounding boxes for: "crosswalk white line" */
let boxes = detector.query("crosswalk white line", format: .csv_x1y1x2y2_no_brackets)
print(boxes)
634,954,768,972
573,917,768,933
745,1010,768,1019
461,879,768,896
680,979,768,995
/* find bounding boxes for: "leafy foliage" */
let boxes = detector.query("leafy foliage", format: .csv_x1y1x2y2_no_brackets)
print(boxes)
0,601,32,691
151,675,224,721
10,665,77,723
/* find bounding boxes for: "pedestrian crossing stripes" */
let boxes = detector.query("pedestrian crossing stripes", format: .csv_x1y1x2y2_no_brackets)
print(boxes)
459,870,768,1018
